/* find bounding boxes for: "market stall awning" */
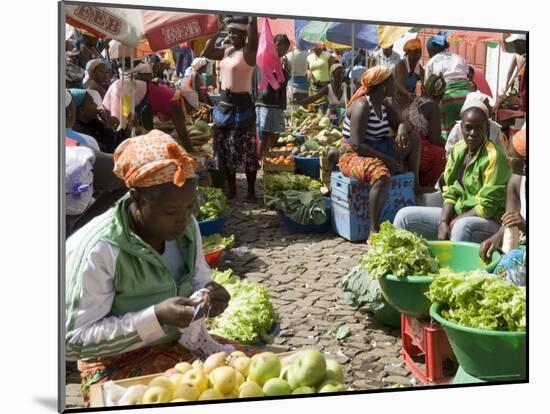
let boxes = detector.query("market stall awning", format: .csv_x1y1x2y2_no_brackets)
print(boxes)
258,18,296,45
447,31,504,48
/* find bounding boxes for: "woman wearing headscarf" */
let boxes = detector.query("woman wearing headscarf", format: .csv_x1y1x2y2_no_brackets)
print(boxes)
185,57,212,105
446,91,506,156
394,38,425,114
479,127,526,273
401,74,447,188
424,34,474,141
335,66,423,233
66,131,243,406
293,63,351,125
201,16,259,200
394,103,511,242
83,59,112,98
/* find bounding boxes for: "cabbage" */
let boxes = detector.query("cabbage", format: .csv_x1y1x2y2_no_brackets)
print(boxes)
208,269,279,344
427,269,526,332
361,222,439,279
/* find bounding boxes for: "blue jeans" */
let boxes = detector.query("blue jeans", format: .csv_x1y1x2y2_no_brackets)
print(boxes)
393,206,500,243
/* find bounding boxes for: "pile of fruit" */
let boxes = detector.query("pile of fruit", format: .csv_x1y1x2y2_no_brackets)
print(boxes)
263,156,295,166
187,119,212,146
277,133,296,145
115,349,346,405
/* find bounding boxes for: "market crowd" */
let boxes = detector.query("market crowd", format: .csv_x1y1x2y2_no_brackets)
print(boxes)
64,15,527,406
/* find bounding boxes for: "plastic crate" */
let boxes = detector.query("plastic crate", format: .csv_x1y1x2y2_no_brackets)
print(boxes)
293,156,321,179
401,314,457,385
330,171,416,241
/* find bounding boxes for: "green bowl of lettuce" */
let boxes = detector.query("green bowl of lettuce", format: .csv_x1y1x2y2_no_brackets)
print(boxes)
430,303,526,381
379,241,500,319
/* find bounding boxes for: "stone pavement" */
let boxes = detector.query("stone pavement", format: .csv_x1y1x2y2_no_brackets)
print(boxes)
65,174,418,409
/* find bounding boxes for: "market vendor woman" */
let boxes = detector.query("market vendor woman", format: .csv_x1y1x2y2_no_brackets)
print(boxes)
65,131,232,404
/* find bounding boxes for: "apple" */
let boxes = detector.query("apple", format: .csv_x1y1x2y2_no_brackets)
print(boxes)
204,352,228,374
148,376,175,394
286,366,300,390
209,366,237,395
231,350,247,359
248,352,281,386
239,381,265,398
262,378,291,396
168,373,184,388
232,356,251,377
318,383,345,393
192,359,204,371
174,362,193,374
324,359,344,384
142,385,172,404
164,368,180,377
291,386,316,394
199,388,224,400
172,381,199,401
182,368,209,394
293,350,327,387
170,398,186,402
235,371,245,388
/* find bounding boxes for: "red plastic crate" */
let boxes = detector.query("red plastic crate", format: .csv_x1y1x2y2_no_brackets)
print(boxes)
401,314,457,385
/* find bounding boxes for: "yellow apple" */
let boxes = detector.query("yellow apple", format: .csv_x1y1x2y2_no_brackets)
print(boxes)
148,376,175,394
204,352,229,374
232,356,251,377
209,366,237,395
192,359,204,371
231,350,247,359
142,385,172,404
172,381,199,401
182,368,209,394
118,385,147,405
168,373,184,388
239,381,264,398
235,371,245,388
199,388,225,400
170,398,187,402
174,362,193,374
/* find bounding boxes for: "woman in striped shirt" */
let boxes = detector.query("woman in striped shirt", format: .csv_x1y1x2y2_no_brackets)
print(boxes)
335,65,423,232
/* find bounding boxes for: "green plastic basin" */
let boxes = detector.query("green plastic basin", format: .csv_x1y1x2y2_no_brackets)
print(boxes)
430,303,526,381
373,301,402,328
378,241,500,319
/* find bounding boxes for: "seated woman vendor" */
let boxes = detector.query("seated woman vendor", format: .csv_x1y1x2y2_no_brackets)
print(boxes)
394,101,511,242
65,131,232,404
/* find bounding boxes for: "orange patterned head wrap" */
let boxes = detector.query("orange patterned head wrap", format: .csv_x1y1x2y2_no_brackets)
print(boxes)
113,130,199,188
347,65,393,109
403,38,422,54
512,127,526,158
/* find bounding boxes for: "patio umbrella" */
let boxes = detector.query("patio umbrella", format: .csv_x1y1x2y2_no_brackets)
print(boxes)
258,17,296,45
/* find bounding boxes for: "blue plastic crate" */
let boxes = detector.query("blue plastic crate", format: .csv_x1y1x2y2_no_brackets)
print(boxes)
293,156,321,179
198,215,228,236
331,172,416,241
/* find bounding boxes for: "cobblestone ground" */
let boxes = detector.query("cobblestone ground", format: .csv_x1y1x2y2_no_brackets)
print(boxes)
65,173,418,408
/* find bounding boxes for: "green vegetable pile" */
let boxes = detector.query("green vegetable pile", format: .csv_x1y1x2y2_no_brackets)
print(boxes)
202,234,236,254
361,222,439,280
268,190,328,225
194,187,229,221
427,269,526,332
207,269,279,344
264,173,322,199
341,265,385,311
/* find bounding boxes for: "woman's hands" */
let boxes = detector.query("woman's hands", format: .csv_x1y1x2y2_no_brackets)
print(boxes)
154,297,203,329
501,211,526,233
437,221,451,240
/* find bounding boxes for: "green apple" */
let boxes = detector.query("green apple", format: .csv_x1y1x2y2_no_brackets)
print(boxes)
232,356,251,377
248,352,281,386
209,366,237,395
324,359,345,384
182,368,209,394
170,398,186,402
286,366,300,390
174,362,193,374
293,350,327,387
204,352,228,374
291,386,316,394
239,381,265,398
172,381,199,401
199,388,225,400
318,380,345,393
263,378,291,396
168,373,184,388
142,385,172,404
148,376,175,394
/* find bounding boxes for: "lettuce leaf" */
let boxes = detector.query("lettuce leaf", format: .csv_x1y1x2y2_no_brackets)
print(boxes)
360,222,439,280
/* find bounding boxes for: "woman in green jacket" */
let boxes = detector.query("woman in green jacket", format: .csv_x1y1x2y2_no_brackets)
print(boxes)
393,103,511,243
65,131,234,404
